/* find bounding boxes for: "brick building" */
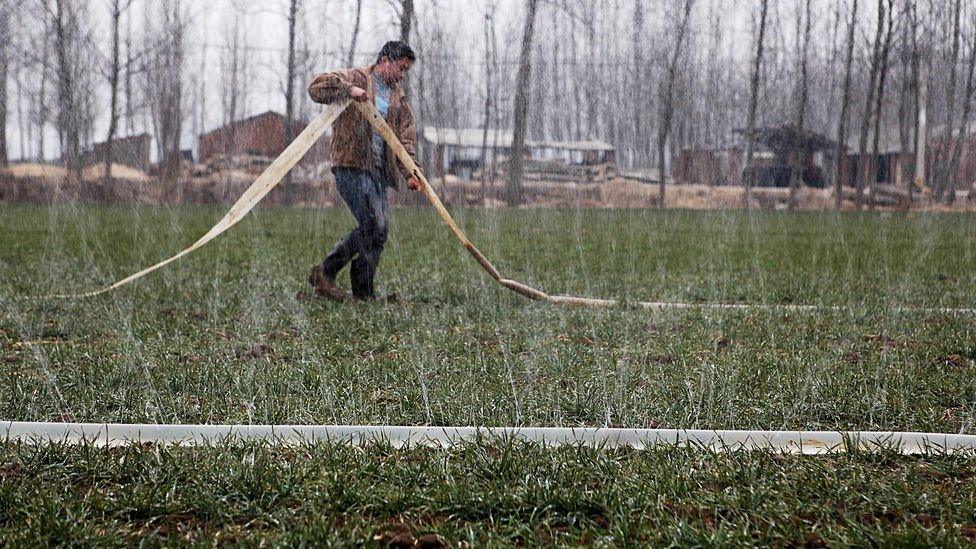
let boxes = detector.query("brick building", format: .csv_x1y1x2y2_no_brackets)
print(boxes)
198,111,330,166
77,133,152,171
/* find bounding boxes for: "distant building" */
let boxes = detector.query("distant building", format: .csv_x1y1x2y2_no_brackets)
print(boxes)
420,127,616,181
674,147,744,187
844,131,913,188
78,133,152,171
198,111,329,166
924,121,976,191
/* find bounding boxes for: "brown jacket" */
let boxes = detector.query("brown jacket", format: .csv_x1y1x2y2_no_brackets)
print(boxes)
308,65,416,187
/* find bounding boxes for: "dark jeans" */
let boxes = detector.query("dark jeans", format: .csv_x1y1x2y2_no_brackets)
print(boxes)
321,167,390,298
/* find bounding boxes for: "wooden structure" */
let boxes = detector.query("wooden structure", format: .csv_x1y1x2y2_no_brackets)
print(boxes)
674,147,744,186
676,126,835,188
77,133,152,171
198,111,330,167
843,129,915,189
735,126,835,188
420,127,616,182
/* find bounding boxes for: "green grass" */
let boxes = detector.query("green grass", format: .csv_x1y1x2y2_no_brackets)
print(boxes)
1,203,975,544
2,442,976,546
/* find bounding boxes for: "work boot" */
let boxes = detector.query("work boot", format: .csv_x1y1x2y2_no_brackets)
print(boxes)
308,264,345,302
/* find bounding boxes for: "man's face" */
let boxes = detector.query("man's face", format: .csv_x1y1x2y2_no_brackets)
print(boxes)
377,57,413,84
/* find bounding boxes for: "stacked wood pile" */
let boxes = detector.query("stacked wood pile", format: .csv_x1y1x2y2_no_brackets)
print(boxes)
516,160,616,184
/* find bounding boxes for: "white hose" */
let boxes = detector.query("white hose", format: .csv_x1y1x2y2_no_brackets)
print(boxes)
3,421,975,454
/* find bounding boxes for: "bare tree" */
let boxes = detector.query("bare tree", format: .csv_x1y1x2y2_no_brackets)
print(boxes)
507,0,539,206
400,0,414,43
914,56,928,199
0,2,10,166
934,0,962,200
283,0,300,204
103,0,134,184
220,10,250,159
479,0,498,199
145,0,187,190
854,0,885,210
898,0,916,171
35,28,51,161
787,0,813,210
835,0,859,209
631,0,644,170
346,0,361,66
48,0,95,182
905,0,920,202
569,7,582,140
124,16,136,137
657,0,694,207
867,0,894,210
946,10,976,204
742,0,769,208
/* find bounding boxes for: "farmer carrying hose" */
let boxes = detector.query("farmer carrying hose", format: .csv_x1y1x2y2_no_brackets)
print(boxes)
306,40,422,301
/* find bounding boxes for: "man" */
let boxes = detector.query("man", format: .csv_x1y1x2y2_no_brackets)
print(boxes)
306,40,422,301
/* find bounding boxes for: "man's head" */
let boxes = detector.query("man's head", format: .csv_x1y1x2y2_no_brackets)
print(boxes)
374,40,415,85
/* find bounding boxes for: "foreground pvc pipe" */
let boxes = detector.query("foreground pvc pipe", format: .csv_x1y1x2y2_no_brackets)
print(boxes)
3,421,975,455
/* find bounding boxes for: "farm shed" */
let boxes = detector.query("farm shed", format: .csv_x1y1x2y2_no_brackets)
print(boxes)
76,133,152,172
198,111,330,167
844,132,914,189
735,126,836,188
420,126,616,182
925,120,976,192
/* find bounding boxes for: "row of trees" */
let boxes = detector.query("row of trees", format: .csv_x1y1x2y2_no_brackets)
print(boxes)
1,1,974,207
499,0,976,207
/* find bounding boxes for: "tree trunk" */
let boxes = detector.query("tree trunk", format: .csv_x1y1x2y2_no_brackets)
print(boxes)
0,4,8,167
868,0,894,210
854,0,885,210
54,0,82,182
946,10,976,204
147,1,186,192
569,11,582,140
284,0,299,204
789,0,812,210
834,0,858,210
934,0,962,201
346,0,361,66
897,0,917,184
37,35,50,161
399,0,414,99
507,0,539,206
904,0,918,202
550,7,562,142
124,18,134,136
914,59,928,199
479,2,496,201
742,0,769,209
104,0,125,185
400,0,413,43
656,0,693,207
632,0,644,170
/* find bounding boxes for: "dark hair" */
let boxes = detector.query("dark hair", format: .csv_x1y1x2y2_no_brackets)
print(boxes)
376,40,416,64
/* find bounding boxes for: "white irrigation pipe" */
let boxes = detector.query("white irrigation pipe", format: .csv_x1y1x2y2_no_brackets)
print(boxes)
3,421,975,455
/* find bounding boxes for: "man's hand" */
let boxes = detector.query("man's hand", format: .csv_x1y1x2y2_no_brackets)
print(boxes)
407,176,422,191
349,85,368,102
